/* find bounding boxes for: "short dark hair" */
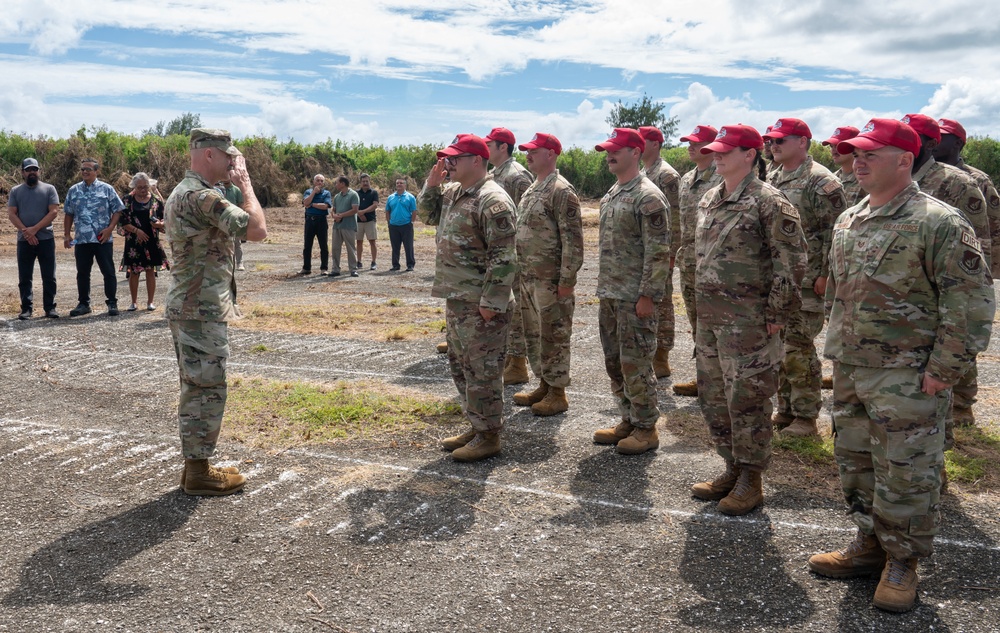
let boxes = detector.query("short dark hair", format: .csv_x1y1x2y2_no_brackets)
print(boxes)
336,175,350,186
360,172,370,180
82,158,100,170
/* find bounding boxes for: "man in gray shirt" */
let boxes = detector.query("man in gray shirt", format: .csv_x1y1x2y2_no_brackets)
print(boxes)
7,158,60,319
329,174,360,277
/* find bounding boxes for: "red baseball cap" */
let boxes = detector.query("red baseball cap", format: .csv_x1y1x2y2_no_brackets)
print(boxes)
638,126,664,143
763,118,812,139
518,132,562,154
679,125,718,144
821,126,859,147
595,128,644,152
700,124,763,154
938,118,967,143
437,134,490,160
836,118,921,157
484,127,516,147
901,114,940,142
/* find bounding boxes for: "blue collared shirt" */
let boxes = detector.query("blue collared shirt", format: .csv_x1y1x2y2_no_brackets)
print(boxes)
304,188,333,216
386,191,417,225
64,179,125,244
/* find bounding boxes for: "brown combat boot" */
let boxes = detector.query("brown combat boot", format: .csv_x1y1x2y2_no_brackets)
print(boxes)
441,429,476,451
808,530,887,578
182,458,246,496
691,461,739,501
451,432,501,462
781,417,819,438
672,380,698,397
616,426,659,455
503,356,530,385
953,406,975,427
821,375,834,390
532,387,568,416
180,462,240,486
873,557,919,613
717,468,763,515
772,411,795,429
513,381,549,406
436,341,448,354
653,348,671,379
593,420,634,445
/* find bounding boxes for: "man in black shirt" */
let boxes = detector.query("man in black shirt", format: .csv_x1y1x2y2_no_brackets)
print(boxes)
356,173,380,270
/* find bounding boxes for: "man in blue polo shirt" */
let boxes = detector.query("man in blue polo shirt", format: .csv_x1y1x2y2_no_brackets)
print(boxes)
301,174,332,274
63,157,125,316
385,176,417,272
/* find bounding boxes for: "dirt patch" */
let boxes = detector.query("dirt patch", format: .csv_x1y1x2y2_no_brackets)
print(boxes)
239,301,445,341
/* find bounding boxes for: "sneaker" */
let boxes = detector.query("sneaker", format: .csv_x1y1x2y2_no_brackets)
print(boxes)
391,266,401,271
107,302,120,316
127,303,138,311
405,267,414,272
18,309,31,320
69,303,92,317
370,262,377,271
44,309,59,318
236,264,246,271
299,268,311,275
356,262,364,270
328,271,340,277
147,303,156,311
350,271,359,277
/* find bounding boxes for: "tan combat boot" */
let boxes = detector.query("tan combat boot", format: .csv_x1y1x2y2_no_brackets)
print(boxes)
441,429,476,451
503,356,530,385
672,380,698,397
593,420,634,445
772,411,795,429
436,341,448,354
616,426,659,455
513,381,549,406
781,417,819,438
652,348,671,379
182,459,246,496
180,462,240,486
821,375,834,390
691,461,739,500
532,387,568,416
808,530,887,578
873,557,919,613
451,432,501,462
953,406,975,427
717,468,763,515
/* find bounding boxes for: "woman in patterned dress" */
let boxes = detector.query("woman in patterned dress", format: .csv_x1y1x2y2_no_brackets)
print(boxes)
118,172,169,310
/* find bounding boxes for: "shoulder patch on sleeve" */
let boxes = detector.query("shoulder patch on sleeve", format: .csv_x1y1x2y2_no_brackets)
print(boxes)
967,196,983,213
821,180,841,195
641,199,663,214
962,231,982,252
780,206,800,220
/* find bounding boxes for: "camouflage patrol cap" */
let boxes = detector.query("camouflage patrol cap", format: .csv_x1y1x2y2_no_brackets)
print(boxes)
837,118,921,156
763,118,812,139
679,125,718,144
189,128,242,156
938,118,967,143
700,124,763,153
595,128,644,152
900,114,940,142
821,126,859,147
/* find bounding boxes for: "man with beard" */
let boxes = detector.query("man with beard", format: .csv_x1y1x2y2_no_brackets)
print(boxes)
7,158,60,319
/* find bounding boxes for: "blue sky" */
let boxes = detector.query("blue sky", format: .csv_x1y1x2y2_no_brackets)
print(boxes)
3,0,998,150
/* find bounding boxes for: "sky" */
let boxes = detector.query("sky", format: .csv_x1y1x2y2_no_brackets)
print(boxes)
3,0,1000,150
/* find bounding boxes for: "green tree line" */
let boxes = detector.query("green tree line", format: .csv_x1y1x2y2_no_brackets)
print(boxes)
2,127,1000,206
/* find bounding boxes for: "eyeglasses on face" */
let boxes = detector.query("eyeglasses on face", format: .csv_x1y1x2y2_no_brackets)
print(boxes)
80,167,96,172
770,136,799,146
444,154,476,165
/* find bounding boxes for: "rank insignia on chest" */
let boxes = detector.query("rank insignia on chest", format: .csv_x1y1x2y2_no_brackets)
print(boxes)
621,196,635,205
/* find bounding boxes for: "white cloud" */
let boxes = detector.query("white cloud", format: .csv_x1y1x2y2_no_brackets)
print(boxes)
922,78,1000,138
440,99,616,149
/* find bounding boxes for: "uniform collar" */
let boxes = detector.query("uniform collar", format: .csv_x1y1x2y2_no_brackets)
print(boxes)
861,182,920,219
912,156,936,183
718,171,758,203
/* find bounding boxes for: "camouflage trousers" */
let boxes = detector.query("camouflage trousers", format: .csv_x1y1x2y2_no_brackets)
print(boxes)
777,309,824,420
696,322,782,470
506,271,526,357
945,359,978,449
598,299,659,429
831,363,948,560
169,319,230,460
656,260,676,352
678,256,697,337
520,277,574,388
446,299,511,433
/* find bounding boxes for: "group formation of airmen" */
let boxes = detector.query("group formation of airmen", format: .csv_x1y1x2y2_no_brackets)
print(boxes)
415,116,996,613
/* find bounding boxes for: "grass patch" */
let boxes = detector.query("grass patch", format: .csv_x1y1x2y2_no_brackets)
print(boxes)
1,290,19,314
773,434,836,464
253,263,273,272
416,228,436,237
945,453,987,483
386,298,403,307
237,302,446,339
428,319,446,332
225,376,463,449
946,424,1000,488
249,344,270,353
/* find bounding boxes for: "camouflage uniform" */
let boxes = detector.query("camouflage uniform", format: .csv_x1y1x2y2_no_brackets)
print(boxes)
769,156,845,422
913,158,991,433
643,157,681,352
165,170,249,459
516,170,584,388
418,176,517,432
956,159,1000,279
677,163,722,333
695,172,807,470
491,157,533,358
597,174,670,428
834,168,863,209
825,183,994,559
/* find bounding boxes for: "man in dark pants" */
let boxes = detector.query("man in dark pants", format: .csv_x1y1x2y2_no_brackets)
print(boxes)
385,177,417,271
63,158,124,317
7,158,60,319
301,174,331,274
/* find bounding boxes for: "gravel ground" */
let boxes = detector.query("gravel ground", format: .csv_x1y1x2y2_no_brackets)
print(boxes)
0,209,997,632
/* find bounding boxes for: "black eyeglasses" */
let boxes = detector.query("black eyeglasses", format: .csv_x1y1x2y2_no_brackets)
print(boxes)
771,136,799,146
23,167,39,172
444,154,475,165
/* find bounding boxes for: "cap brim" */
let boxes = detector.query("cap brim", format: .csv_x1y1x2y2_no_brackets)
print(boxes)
836,137,888,155
595,140,629,152
225,146,242,157
821,137,841,147
436,145,464,158
517,142,540,151
700,140,739,154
